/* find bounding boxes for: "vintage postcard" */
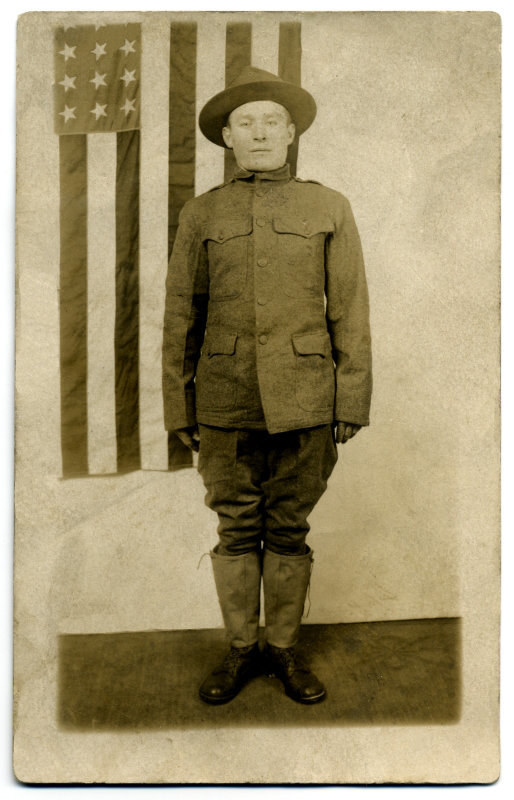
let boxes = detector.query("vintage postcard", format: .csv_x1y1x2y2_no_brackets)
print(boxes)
14,10,500,784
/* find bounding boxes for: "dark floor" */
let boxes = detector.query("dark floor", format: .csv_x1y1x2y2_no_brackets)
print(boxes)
58,618,461,730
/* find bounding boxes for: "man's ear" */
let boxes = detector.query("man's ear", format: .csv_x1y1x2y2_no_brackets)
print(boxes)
222,126,233,149
287,123,296,145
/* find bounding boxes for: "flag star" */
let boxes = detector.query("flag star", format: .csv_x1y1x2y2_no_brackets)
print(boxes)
59,105,76,123
120,38,136,56
58,74,76,92
59,43,76,62
91,42,107,61
90,71,107,89
120,98,136,116
120,68,136,86
90,103,107,120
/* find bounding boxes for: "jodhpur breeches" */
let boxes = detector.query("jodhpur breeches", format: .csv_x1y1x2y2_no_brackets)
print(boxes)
197,424,338,556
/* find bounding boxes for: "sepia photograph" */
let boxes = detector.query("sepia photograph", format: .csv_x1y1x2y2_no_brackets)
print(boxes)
14,8,500,784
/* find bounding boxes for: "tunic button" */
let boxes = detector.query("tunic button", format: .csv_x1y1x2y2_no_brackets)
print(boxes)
256,188,265,197
257,257,268,267
257,296,266,306
256,217,266,227
218,231,224,240
259,334,268,345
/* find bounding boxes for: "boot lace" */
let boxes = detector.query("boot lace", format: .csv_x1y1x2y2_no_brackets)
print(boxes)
196,551,210,570
271,646,308,675
221,645,255,677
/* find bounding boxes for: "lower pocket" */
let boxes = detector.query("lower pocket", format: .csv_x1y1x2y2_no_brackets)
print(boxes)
292,331,335,412
196,331,238,411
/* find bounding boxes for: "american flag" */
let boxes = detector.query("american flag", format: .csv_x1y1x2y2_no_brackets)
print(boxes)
54,17,303,479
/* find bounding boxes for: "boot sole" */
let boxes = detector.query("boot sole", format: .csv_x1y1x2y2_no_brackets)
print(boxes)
199,684,326,705
199,689,239,705
198,662,262,705
285,687,327,704
264,664,326,704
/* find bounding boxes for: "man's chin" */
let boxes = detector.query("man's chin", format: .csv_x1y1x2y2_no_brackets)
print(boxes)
240,156,284,172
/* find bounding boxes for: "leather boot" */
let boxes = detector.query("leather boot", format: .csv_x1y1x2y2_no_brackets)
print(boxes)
199,547,262,704
262,546,326,704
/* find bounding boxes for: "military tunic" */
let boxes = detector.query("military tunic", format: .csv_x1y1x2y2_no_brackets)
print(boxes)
162,163,372,435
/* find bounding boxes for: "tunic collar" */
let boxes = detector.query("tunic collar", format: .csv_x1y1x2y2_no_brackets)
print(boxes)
233,163,291,182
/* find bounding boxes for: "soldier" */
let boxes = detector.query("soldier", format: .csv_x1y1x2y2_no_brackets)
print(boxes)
162,66,372,705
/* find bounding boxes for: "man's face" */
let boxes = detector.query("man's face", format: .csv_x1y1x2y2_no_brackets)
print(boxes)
222,100,295,172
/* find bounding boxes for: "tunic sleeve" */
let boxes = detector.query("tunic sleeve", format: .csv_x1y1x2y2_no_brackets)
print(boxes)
162,201,209,430
325,193,372,426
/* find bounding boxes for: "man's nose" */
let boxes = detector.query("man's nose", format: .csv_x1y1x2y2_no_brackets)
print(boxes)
252,122,267,140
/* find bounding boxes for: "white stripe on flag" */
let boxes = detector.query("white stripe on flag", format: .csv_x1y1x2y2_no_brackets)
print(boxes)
297,17,311,180
195,17,225,197
251,16,280,74
87,133,118,475
139,20,170,471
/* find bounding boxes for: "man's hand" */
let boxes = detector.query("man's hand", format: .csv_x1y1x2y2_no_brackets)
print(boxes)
335,421,362,444
175,425,200,452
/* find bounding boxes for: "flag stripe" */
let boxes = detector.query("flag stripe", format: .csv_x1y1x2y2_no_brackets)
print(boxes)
115,129,141,472
224,22,252,182
251,16,279,74
195,18,225,197
59,134,89,477
279,22,302,176
278,21,302,84
168,22,197,262
138,20,170,472
87,134,118,475
167,22,197,469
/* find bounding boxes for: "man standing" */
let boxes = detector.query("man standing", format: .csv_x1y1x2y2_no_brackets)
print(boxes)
162,67,372,705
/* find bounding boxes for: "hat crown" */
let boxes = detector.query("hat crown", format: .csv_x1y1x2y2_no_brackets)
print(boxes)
228,66,285,90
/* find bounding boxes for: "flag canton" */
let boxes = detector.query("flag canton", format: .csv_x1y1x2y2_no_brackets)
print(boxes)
54,24,141,135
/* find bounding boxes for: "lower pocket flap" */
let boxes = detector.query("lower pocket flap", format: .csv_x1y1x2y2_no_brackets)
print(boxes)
292,331,330,356
206,331,238,357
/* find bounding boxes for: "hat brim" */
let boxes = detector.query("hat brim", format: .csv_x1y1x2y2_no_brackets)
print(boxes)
199,80,317,148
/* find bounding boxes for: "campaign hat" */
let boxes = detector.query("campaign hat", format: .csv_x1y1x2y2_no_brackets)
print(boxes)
199,65,317,148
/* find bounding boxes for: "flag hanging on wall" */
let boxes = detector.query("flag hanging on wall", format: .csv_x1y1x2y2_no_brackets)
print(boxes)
55,18,302,479
55,23,146,477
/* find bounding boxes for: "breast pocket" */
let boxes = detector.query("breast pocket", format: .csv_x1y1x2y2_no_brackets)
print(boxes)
203,217,252,300
196,330,238,411
292,330,335,412
273,214,334,298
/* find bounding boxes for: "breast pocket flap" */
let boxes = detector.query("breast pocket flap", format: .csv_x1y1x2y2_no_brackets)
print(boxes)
203,217,253,243
273,215,334,238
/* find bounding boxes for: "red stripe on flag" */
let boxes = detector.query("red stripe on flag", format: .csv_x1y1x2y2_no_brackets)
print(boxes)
224,23,252,182
279,22,302,176
167,22,197,470
59,134,89,477
115,129,141,473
